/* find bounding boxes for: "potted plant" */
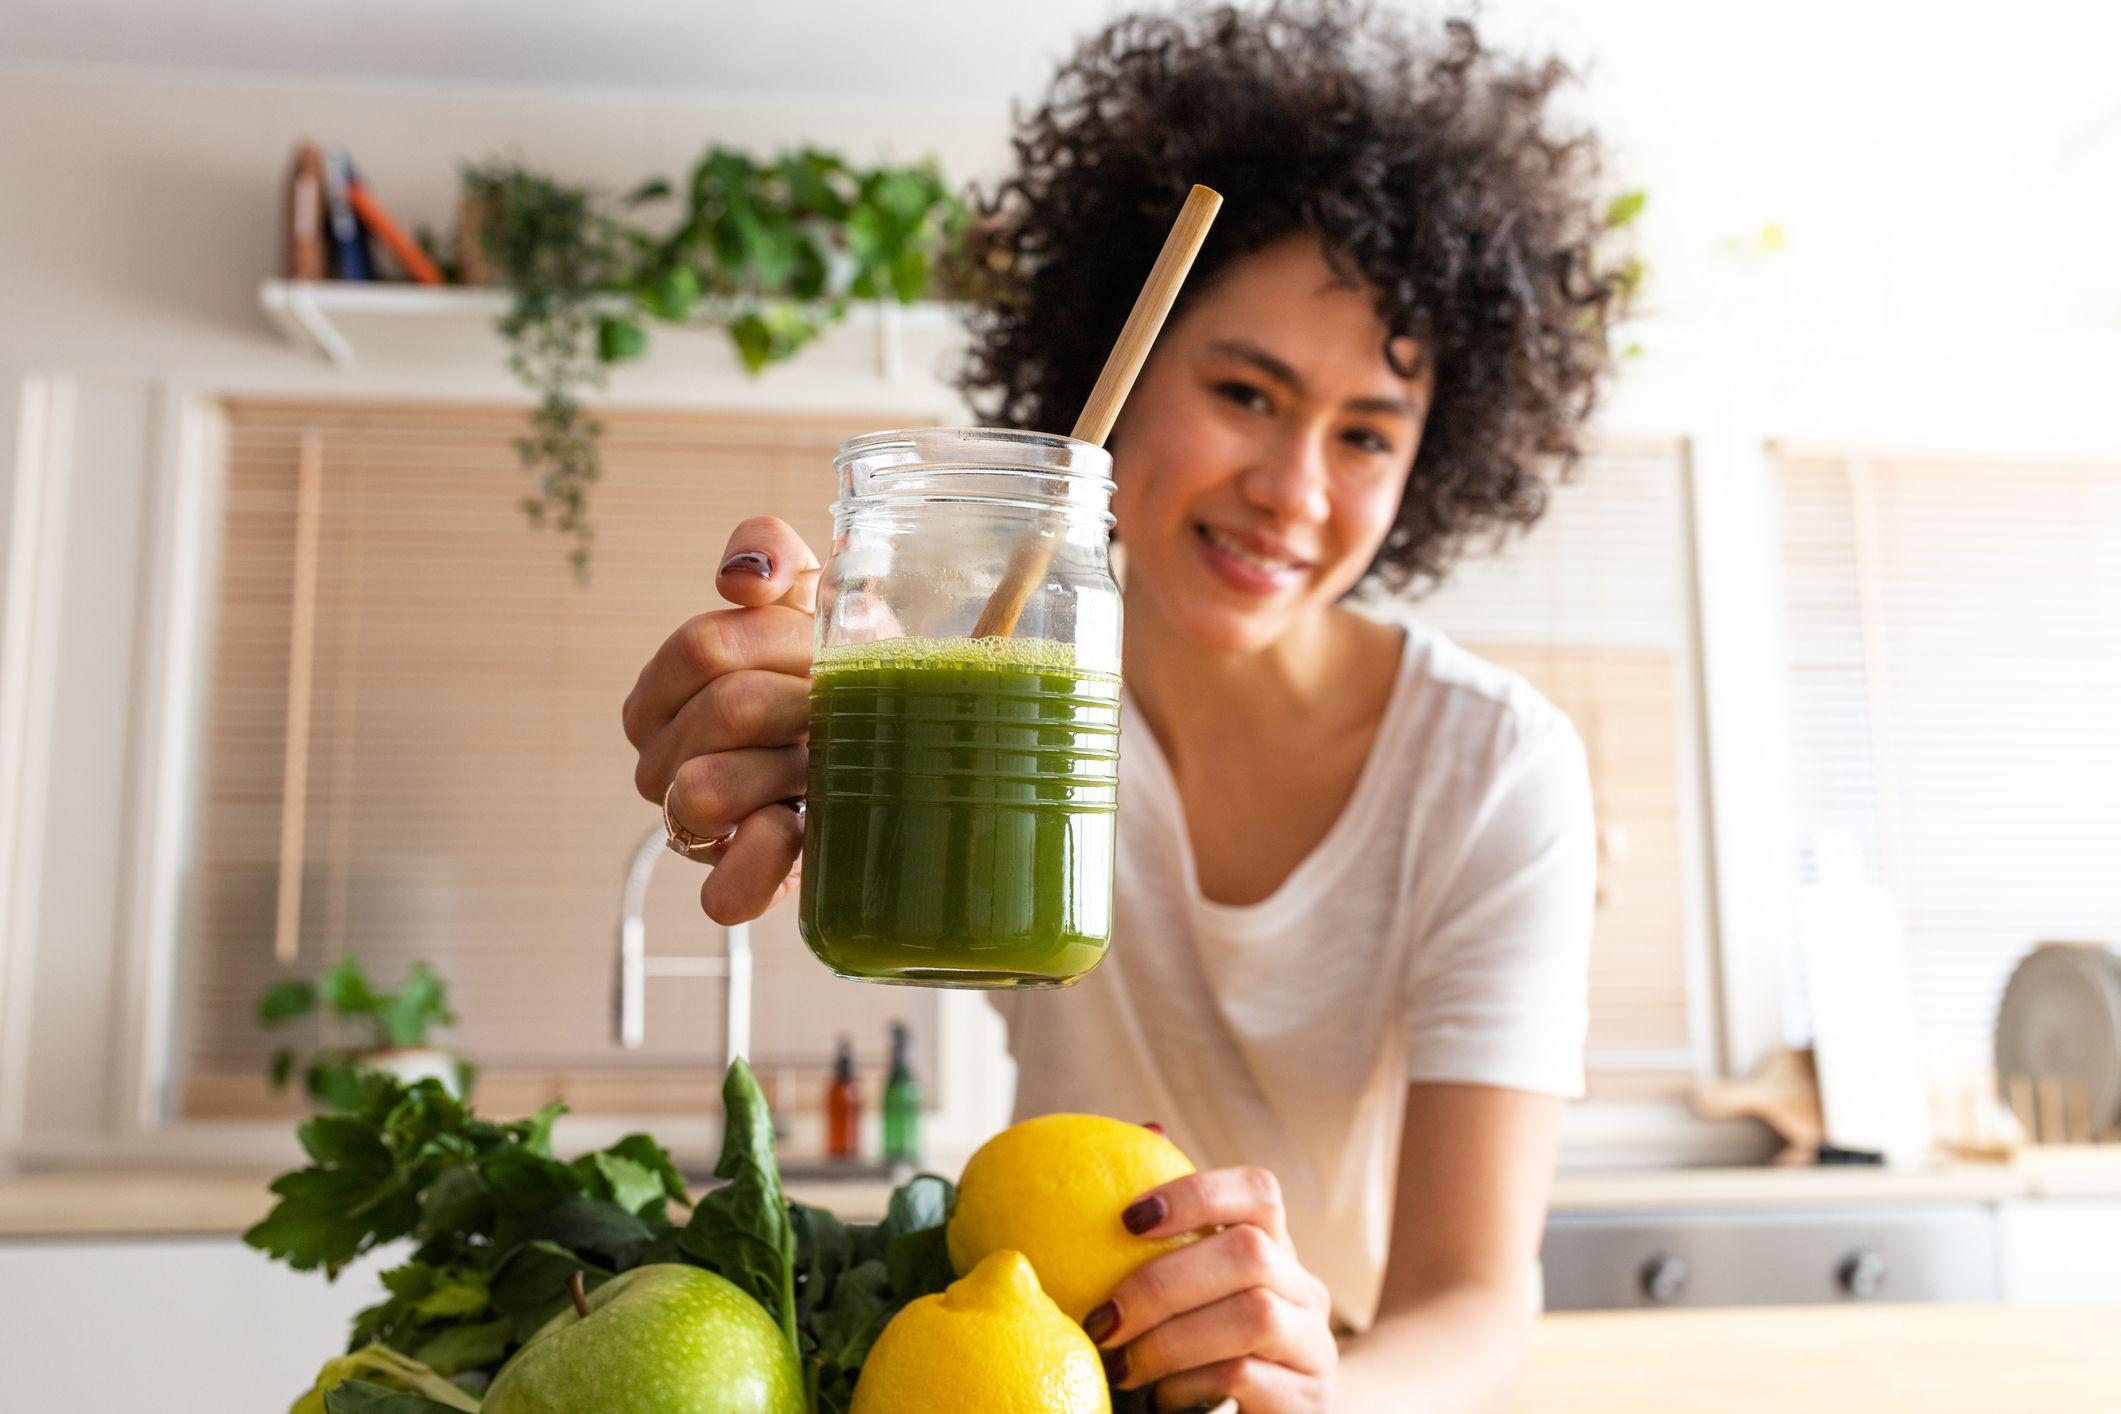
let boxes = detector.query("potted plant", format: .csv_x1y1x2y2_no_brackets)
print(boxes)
258,957,471,1109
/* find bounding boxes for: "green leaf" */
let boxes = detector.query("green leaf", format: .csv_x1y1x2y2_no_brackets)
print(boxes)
309,1057,372,1112
805,1259,897,1412
572,1135,687,1219
1604,189,1647,228
728,312,774,373
597,317,648,363
878,1174,952,1241
376,962,453,1048
885,1223,952,1300
623,177,673,205
270,1048,297,1090
517,1101,565,1158
639,264,699,322
412,1317,513,1376
322,1380,475,1414
411,1275,491,1319
887,246,931,302
573,1152,668,1218
318,957,381,1018
789,1201,851,1327
524,1195,656,1269
489,1239,614,1341
258,980,317,1025
301,1114,392,1170
680,1059,797,1355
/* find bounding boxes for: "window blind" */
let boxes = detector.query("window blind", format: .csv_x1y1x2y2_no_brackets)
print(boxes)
179,400,943,1119
1398,439,1701,1099
1777,450,2121,1055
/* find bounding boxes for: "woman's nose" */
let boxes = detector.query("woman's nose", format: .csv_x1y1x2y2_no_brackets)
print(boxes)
1240,428,1332,525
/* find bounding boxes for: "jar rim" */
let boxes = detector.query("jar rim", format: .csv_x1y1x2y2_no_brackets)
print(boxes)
834,426,1116,492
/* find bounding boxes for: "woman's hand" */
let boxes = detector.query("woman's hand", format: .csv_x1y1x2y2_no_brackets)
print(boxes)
1088,1165,1337,1412
620,517,820,923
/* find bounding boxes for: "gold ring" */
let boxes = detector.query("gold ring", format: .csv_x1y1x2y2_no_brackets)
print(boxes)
663,777,735,859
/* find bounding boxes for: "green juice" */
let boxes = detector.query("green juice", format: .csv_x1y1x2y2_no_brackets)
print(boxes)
798,636,1121,987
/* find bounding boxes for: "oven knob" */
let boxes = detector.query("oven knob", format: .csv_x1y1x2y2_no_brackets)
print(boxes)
1838,1248,1887,1299
1640,1253,1689,1304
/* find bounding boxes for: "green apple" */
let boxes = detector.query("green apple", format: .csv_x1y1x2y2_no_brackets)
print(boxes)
483,1265,803,1414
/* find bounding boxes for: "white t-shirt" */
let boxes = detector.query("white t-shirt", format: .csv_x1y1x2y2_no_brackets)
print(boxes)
993,615,1595,1331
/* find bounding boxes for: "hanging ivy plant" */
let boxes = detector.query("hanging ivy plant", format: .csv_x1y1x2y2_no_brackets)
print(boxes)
464,148,968,578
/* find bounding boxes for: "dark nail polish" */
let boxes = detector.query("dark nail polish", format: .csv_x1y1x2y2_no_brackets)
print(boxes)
721,550,773,579
1139,1120,1165,1136
1100,1346,1127,1385
1121,1195,1166,1235
1082,1301,1118,1343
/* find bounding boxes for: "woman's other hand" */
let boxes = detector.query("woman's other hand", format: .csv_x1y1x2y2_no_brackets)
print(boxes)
1086,1165,1337,1412
621,516,819,923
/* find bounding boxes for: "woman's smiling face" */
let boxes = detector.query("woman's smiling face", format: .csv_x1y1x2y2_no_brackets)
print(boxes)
1109,234,1433,656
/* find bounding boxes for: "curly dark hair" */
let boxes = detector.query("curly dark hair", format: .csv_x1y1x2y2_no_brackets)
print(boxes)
956,1,1632,593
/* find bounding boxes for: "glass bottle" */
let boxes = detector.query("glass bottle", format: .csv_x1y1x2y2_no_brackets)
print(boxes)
826,1035,859,1162
882,1020,920,1166
801,428,1122,988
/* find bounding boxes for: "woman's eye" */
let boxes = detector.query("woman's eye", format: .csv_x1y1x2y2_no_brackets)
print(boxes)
1214,381,1273,414
1342,427,1395,456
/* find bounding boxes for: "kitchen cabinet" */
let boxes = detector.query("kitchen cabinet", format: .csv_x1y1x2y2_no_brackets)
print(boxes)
0,1236,386,1409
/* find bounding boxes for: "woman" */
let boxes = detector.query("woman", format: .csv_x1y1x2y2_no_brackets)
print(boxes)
623,5,1627,1408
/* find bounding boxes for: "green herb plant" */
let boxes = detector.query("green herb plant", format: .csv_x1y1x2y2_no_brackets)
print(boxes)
464,147,968,580
258,957,467,1110
252,1060,960,1414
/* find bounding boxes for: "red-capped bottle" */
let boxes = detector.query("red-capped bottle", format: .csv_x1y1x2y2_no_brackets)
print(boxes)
826,1034,860,1162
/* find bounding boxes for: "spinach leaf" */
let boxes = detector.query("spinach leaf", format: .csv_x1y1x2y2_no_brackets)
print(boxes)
789,1201,852,1332
679,1059,798,1355
522,1196,655,1270
806,1260,897,1414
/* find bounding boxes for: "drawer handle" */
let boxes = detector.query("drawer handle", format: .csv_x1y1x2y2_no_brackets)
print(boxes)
1839,1248,1888,1299
1640,1253,1689,1305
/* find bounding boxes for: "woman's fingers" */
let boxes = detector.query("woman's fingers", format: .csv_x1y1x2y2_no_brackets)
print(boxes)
1151,1355,1313,1412
623,605,815,776
1087,1225,1325,1350
701,801,806,925
1110,1287,1324,1391
716,516,823,611
1125,1165,1292,1249
666,747,808,845
637,669,812,801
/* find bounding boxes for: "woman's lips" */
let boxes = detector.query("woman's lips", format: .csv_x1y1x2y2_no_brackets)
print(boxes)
1191,521,1306,595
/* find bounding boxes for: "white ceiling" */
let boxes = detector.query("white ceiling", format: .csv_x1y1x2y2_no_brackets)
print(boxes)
0,0,1124,100
3,0,2117,156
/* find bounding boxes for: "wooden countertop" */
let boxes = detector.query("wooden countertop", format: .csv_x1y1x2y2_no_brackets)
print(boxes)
0,1168,895,1238
1513,1302,2121,1412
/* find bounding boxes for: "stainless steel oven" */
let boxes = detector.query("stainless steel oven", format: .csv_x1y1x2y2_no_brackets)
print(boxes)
1540,1204,2000,1309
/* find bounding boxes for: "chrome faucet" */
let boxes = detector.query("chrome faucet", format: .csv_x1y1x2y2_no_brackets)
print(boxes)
615,824,751,1070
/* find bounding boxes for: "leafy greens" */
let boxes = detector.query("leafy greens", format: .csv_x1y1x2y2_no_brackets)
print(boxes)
255,1060,958,1414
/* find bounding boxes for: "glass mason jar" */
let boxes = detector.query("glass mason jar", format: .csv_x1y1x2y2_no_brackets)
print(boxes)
799,428,1121,988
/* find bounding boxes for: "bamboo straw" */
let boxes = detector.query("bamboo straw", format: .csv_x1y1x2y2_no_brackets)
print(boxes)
972,184,1223,639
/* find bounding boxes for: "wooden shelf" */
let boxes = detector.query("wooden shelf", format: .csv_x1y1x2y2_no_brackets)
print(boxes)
256,280,962,384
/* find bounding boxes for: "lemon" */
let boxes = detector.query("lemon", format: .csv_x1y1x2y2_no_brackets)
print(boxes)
947,1113,1197,1322
850,1250,1109,1414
